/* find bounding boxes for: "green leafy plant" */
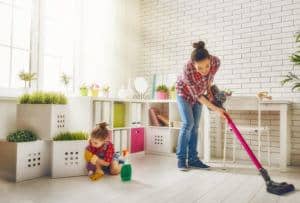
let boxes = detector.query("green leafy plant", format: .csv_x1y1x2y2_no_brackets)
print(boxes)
170,85,176,92
156,85,169,93
7,130,38,142
18,71,37,88
281,32,300,91
53,131,89,141
61,73,71,87
18,91,68,104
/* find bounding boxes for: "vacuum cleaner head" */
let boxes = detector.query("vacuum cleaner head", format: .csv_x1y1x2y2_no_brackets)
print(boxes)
260,168,295,195
266,181,295,195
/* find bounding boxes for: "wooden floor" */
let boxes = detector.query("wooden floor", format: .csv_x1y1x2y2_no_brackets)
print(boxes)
0,154,299,203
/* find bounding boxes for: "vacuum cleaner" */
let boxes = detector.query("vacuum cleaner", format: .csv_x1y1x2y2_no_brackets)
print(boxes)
207,85,295,195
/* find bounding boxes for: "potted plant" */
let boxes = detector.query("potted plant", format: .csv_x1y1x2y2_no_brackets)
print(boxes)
51,131,89,178
18,71,37,93
17,91,68,140
90,83,100,97
281,32,300,91
169,85,176,100
102,85,110,98
0,130,50,182
60,73,71,93
79,83,88,96
156,85,169,100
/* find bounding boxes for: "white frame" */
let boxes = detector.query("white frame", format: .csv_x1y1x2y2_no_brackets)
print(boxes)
0,0,82,95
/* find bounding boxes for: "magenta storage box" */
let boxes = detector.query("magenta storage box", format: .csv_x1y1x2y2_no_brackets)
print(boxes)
130,128,144,153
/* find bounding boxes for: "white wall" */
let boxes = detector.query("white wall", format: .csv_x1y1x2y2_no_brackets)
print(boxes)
79,0,141,97
0,100,17,139
137,0,300,165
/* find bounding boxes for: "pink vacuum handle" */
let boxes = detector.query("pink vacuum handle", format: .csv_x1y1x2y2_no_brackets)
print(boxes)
224,112,263,170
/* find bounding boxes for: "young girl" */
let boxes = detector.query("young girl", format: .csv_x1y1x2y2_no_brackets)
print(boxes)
176,41,226,171
85,122,121,181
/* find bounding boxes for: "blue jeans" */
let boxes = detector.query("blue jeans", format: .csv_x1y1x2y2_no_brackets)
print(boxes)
176,95,202,162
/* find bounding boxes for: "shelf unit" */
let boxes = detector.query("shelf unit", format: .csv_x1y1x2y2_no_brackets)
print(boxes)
92,98,147,153
145,100,181,155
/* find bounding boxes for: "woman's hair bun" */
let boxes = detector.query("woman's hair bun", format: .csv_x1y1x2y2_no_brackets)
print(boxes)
193,41,205,49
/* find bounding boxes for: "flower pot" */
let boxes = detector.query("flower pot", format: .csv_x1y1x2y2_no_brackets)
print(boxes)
80,88,88,96
51,140,88,178
0,140,51,182
156,91,168,100
17,104,68,140
90,89,99,97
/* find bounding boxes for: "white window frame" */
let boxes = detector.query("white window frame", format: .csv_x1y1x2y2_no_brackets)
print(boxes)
0,0,82,96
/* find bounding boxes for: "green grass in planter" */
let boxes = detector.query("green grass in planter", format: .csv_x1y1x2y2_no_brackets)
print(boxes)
19,94,31,104
53,131,89,141
7,130,38,142
19,91,68,104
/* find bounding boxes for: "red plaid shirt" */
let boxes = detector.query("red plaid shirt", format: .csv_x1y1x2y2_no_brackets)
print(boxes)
176,55,220,105
86,141,114,163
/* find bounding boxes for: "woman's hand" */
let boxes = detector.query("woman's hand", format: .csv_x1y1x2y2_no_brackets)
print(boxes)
215,107,226,119
198,96,226,119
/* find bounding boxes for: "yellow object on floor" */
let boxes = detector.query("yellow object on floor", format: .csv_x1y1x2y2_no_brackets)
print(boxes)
89,170,104,181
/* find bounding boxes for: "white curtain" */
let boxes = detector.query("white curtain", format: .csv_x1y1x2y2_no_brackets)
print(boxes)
79,0,140,96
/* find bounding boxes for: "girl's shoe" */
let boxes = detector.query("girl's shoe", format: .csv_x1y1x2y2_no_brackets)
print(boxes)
188,159,210,169
178,159,189,171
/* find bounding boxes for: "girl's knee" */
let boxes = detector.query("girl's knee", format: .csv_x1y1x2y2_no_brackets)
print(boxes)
110,161,121,175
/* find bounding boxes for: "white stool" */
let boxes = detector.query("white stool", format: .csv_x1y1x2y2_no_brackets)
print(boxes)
223,100,271,167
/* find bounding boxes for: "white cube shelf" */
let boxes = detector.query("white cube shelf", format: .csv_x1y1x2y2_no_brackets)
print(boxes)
51,140,88,178
17,104,68,140
146,128,173,153
0,140,50,182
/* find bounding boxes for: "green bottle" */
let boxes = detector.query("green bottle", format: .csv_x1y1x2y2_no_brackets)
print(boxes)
120,150,132,181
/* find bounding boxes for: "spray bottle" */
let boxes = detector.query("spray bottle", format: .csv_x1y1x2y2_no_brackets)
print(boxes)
120,149,132,181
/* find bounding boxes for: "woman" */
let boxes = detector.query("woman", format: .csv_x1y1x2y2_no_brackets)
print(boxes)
176,41,225,171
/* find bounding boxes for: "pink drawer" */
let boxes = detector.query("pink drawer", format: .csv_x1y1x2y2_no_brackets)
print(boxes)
130,128,144,153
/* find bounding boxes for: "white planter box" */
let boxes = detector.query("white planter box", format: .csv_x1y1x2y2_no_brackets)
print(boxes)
17,104,68,140
146,128,173,153
0,140,50,182
51,140,88,178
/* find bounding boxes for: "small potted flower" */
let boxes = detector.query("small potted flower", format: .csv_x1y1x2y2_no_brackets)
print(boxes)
169,85,176,100
89,83,100,97
102,85,110,98
79,83,88,96
156,85,169,100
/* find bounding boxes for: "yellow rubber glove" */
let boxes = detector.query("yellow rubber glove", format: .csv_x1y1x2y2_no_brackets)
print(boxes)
90,155,98,165
84,150,93,162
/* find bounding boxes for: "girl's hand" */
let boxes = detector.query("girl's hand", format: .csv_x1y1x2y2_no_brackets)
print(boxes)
90,155,98,165
215,107,226,119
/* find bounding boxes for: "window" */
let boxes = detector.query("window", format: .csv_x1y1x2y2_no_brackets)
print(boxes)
0,0,33,88
40,0,80,91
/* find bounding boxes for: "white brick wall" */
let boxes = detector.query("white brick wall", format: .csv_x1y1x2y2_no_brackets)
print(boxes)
137,0,300,165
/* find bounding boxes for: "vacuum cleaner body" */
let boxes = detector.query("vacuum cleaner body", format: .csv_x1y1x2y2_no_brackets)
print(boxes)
207,85,295,195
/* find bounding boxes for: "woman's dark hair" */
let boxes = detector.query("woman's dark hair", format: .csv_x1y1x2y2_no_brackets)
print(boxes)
91,122,109,140
191,41,210,62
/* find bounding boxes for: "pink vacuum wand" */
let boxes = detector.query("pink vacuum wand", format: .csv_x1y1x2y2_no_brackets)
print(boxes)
207,85,295,195
224,112,295,195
